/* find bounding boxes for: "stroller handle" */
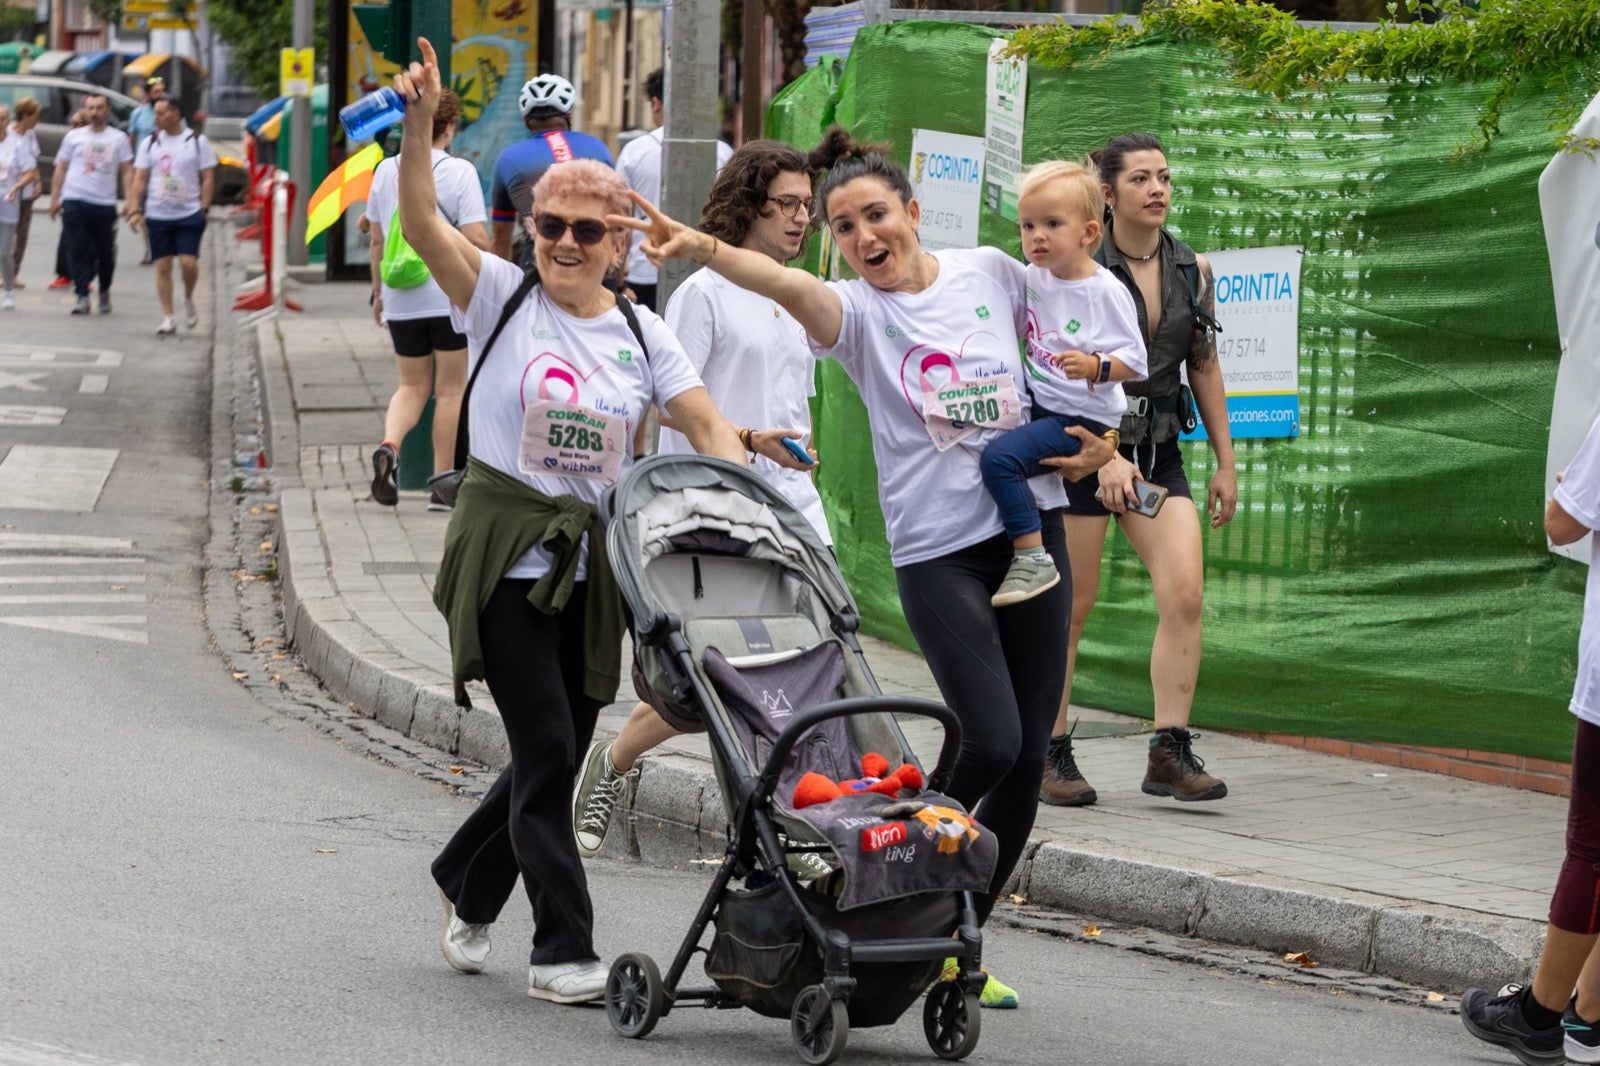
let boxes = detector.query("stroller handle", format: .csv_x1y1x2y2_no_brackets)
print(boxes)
742,696,964,815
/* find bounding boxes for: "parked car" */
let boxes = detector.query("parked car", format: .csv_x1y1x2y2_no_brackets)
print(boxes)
0,74,247,205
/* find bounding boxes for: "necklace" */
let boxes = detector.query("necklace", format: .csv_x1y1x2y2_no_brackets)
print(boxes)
1116,242,1159,263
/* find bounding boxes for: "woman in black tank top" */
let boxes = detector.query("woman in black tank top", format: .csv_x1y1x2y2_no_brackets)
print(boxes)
1039,133,1239,808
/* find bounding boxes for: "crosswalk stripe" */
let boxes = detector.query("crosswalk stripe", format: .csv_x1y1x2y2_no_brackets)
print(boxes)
0,446,119,512
0,575,145,585
0,533,136,551
0,405,67,426
0,1034,142,1064
0,615,149,644
0,344,124,369
0,594,144,605
0,557,146,566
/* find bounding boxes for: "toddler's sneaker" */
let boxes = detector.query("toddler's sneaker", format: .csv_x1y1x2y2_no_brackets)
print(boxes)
1459,985,1564,1065
990,552,1060,607
528,959,607,1004
156,316,177,335
437,886,491,974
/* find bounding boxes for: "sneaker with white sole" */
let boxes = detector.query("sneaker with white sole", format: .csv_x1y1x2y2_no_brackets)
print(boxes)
70,296,91,315
437,886,491,974
528,959,607,1004
573,740,638,859
1,292,13,310
98,292,112,315
1565,999,1600,1064
184,299,198,328
990,552,1060,607
156,316,177,335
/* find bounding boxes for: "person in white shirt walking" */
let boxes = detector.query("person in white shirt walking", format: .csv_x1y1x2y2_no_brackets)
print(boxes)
9,97,42,286
614,68,732,312
127,97,216,334
571,140,833,862
48,94,133,315
363,90,489,510
0,104,41,310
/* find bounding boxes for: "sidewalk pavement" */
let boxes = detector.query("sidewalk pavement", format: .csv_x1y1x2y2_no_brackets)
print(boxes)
252,273,1563,996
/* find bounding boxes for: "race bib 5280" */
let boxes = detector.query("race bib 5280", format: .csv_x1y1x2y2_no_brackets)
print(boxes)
921,372,1023,451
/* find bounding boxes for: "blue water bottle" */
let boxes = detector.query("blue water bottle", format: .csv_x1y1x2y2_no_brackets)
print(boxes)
339,87,406,142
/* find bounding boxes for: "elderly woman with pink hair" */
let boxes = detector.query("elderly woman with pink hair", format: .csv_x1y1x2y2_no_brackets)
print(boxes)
390,39,811,1005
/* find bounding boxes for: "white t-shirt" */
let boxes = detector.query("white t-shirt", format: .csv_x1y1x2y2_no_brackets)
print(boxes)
616,129,733,286
809,246,1067,567
1555,412,1600,725
0,133,39,226
366,152,489,322
1019,261,1148,424
659,267,833,544
133,128,219,221
10,125,39,199
450,254,704,579
57,126,133,206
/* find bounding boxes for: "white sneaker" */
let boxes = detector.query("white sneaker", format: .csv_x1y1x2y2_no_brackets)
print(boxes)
156,316,177,335
437,886,491,974
528,959,607,1004
2,292,12,310
184,299,198,328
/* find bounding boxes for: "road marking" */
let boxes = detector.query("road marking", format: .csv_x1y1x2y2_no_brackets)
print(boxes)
0,556,145,566
0,574,145,585
0,344,124,368
0,615,148,644
0,446,119,511
0,370,47,391
79,374,109,394
0,533,136,551
0,405,68,426
0,594,145,604
0,1034,143,1064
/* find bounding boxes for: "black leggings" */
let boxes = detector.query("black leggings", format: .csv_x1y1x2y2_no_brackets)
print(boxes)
431,579,604,965
894,510,1069,923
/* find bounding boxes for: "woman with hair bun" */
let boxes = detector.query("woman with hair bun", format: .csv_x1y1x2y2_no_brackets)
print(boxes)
1038,132,1238,810
616,124,1117,1009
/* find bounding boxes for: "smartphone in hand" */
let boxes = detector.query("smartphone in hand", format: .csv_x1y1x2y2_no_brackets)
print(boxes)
780,437,815,467
1096,478,1169,518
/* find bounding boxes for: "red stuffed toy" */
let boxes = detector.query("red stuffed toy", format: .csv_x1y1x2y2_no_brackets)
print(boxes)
792,752,924,809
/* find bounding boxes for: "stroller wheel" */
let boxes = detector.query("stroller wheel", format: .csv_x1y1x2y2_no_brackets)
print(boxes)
923,980,981,1060
790,984,848,1065
606,952,665,1039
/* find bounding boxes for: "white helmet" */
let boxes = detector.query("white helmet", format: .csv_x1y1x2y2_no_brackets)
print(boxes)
519,74,576,117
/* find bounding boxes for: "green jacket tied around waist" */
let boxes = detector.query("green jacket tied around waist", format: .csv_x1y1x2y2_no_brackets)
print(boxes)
433,457,626,708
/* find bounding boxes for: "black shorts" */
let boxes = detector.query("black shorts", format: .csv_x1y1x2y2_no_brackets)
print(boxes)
1063,437,1193,517
146,212,206,259
387,316,468,357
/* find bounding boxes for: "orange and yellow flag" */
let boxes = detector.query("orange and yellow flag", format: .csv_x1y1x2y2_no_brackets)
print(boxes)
305,143,383,242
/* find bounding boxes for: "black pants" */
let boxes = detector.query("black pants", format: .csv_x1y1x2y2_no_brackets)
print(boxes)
431,579,604,965
62,200,117,298
14,196,34,274
894,510,1069,924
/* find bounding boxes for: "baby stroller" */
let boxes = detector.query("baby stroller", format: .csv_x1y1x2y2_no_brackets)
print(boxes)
600,454,998,1064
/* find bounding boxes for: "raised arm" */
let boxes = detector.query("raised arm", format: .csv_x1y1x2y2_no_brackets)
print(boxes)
393,37,480,310
611,192,846,349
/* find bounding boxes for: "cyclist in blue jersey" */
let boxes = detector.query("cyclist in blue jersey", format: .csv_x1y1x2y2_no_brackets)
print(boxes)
489,73,614,266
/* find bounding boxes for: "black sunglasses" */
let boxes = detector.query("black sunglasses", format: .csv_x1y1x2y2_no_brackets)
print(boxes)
532,213,610,246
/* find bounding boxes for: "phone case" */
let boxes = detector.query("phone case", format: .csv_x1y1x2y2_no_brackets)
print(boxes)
781,437,815,466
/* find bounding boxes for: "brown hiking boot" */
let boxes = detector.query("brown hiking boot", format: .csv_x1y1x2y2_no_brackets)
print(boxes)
1040,726,1097,806
1142,727,1228,802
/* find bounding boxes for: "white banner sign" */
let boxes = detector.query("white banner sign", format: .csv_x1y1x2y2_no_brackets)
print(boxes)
909,129,985,252
1183,245,1302,441
983,39,1026,223
1538,89,1600,565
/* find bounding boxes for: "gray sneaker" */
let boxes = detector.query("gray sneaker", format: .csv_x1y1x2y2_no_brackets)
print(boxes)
528,959,607,1004
437,885,491,974
573,740,638,858
991,552,1061,607
98,292,111,314
70,296,91,315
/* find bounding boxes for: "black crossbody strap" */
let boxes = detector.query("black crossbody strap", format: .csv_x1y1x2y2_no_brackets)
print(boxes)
453,267,541,471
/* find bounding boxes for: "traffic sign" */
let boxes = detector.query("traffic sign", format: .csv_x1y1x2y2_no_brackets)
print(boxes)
121,13,193,30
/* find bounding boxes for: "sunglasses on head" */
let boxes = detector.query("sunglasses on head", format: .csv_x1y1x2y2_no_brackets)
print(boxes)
532,213,610,246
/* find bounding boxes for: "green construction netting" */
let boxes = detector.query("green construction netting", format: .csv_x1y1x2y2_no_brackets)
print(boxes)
766,21,1585,760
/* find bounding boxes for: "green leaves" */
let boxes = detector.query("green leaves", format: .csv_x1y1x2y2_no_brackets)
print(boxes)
1009,0,1600,152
